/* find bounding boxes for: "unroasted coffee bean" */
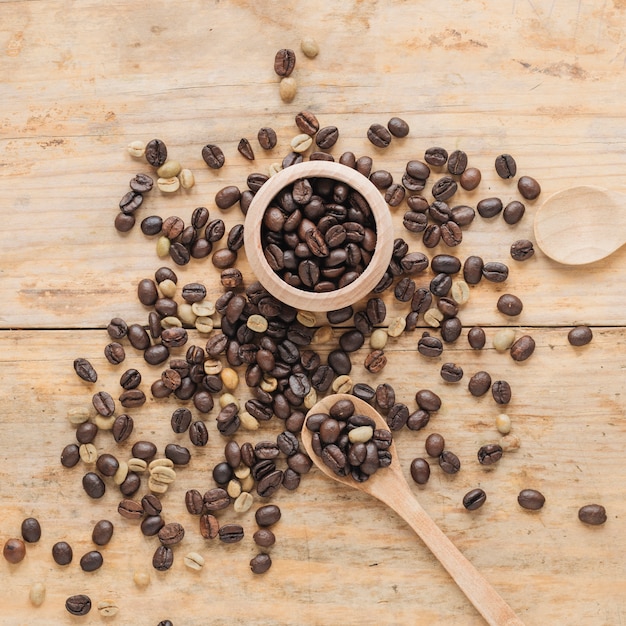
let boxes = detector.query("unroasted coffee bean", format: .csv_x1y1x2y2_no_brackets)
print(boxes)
52,541,73,565
517,175,541,200
439,450,461,474
510,335,535,361
510,239,534,261
492,380,512,405
578,504,607,525
250,553,272,574
66,594,92,616
202,144,225,169
568,326,593,346
463,488,487,510
477,443,503,465
495,154,517,179
73,358,97,383
468,371,492,397
80,550,103,572
497,294,523,316
518,489,545,510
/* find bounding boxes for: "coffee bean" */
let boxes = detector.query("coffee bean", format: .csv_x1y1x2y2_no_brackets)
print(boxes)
425,433,445,457
255,504,282,527
492,380,512,405
66,594,92,616
467,326,486,349
518,489,545,510
417,332,443,357
568,325,593,346
468,371,492,397
482,261,509,283
82,472,105,499
477,444,503,465
218,523,245,543
410,458,430,484
96,453,119,477
440,362,463,382
460,167,481,190
424,146,448,167
250,553,272,574
152,545,174,571
3,538,26,563
80,550,103,572
439,450,461,474
463,255,484,284
158,522,185,547
258,127,277,150
274,48,296,76
387,117,409,137
495,154,517,179
21,517,41,543
76,422,97,444
451,204,475,226
497,293,523,316
92,391,115,417
202,144,225,169
367,123,392,148
510,239,534,261
52,541,73,565
73,358,97,383
415,389,441,412
517,175,541,200
91,520,114,546
503,200,526,225
578,504,607,525
463,488,487,511
432,176,457,201
145,139,167,167
120,368,141,390
447,150,468,175
189,421,209,447
316,127,339,149
510,335,535,361
477,197,503,218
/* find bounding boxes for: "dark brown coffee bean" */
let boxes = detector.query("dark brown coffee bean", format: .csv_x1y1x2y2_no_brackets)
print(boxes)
367,123,392,148
415,389,441,412
578,504,607,525
495,154,517,179
424,146,448,167
316,126,339,149
92,520,114,546
274,48,296,76
388,117,409,137
451,204,475,226
477,443,503,465
440,221,462,246
364,349,387,373
53,541,73,565
503,200,526,225
400,251,429,274
468,371,492,396
406,409,430,431
218,523,245,544
439,450,461,474
119,388,146,408
431,176,457,201
409,458,430,484
73,358,97,383
482,261,509,283
145,139,167,167
189,421,209,447
477,197,503,218
510,335,535,362
141,494,162,517
440,317,462,343
568,326,593,346
114,211,135,231
96,453,119,477
215,185,241,210
463,255,484,284
510,239,534,261
152,545,174,571
66,594,91,616
403,210,428,233
497,293,523,316
258,127,277,150
237,137,254,160
417,333,443,357
517,175,541,200
250,553,272,574
517,489,545,510
440,362,463,382
21,517,42,543
468,326,486,349
117,498,144,520
447,150,468,175
463,488,487,511
385,183,406,206
253,528,276,548
295,110,320,135
61,444,80,468
165,443,191,465
255,504,281,527
425,433,445,457
76,421,97,444
80,550,103,572
158,522,185,547
459,167,481,191
202,144,225,169
131,440,157,460
492,380,512,405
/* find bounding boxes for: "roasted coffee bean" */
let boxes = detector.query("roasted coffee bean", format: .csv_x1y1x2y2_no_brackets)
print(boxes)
432,176,457,201
440,317,462,343
258,127,277,150
439,450,461,474
114,212,135,231
386,403,409,430
447,150,467,175
503,200,526,225
503,330,532,360
415,389,441,412
409,458,430,484
132,440,157,460
459,167,481,191
73,358,97,383
370,170,393,189
497,294,523,316
400,251,429,274
492,380,512,405
274,48,296,76
425,433,445,458
387,117,409,137
477,197,503,218
119,389,146,408
255,504,281,527
468,326,486,349
250,553,272,574
80,550,103,572
158,522,185,547
96,453,119,477
440,362,463,382
406,409,430,431
119,368,141,390
316,126,339,149
364,349,387,373
152,545,174,571
417,332,443,357
189,421,209,446
118,499,144,520
517,176,541,200
75,421,98,444
463,488,487,511
510,238,534,261
450,204,475,226
482,261,509,283
128,323,151,350
66,594,92,616
430,273,452,297
422,224,441,248
165,443,191,465
141,215,163,236
568,325,593,346
431,254,461,274
83,472,105,499
92,520,114,546
141,515,165,537
477,444,503,465
142,494,163,517
367,123,392,148
463,255,484,284
119,190,143,215
202,144,225,169
578,504,607,525
92,391,115,417
199,513,220,539
185,490,204,516
468,371,492,396
339,329,364,352
237,138,254,160
52,541,73,565
518,489,545,510
21,517,42,543
403,210,428,233
440,221,462,246
494,154,517,179
131,172,154,193
218,524,244,544
424,146,448,167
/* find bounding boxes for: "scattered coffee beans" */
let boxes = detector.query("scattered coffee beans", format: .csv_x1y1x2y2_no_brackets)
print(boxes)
577,504,607,525
518,489,545,510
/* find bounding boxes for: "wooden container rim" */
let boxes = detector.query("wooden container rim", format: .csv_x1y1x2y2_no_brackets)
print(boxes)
243,161,394,312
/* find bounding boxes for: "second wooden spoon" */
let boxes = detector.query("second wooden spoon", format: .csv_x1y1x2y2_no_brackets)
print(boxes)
302,393,525,626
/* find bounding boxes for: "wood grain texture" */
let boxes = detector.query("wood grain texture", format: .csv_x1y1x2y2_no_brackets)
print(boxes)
1,0,626,624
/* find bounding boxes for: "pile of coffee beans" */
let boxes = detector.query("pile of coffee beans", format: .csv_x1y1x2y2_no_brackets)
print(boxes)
261,176,377,292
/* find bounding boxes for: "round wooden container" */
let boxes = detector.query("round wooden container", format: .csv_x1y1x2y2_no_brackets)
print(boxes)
243,161,394,312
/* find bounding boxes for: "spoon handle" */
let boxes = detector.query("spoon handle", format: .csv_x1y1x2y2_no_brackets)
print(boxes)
383,483,525,626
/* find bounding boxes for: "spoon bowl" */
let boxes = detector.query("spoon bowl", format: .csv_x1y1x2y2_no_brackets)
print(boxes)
533,185,626,265
302,394,525,626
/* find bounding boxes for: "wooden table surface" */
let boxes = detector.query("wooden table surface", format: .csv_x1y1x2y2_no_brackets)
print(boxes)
2,1,626,624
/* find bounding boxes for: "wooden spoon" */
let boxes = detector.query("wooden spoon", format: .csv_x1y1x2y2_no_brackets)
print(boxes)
302,394,525,626
533,185,625,265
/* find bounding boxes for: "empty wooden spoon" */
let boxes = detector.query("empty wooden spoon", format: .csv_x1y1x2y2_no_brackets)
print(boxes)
302,393,525,626
533,185,625,265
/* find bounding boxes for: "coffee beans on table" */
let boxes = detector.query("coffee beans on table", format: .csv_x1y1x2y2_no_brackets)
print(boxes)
578,504,607,525
21,517,42,543
463,488,487,510
65,594,92,616
518,489,546,510
568,325,593,346
3,538,26,564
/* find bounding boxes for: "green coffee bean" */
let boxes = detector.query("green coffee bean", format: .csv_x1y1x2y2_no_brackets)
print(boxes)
247,314,269,333
97,600,119,617
195,316,214,333
450,280,470,305
179,168,195,189
29,582,46,607
279,77,297,102
348,426,374,443
127,140,145,158
239,410,259,431
424,308,444,328
156,236,171,257
157,176,180,193
296,310,317,327
291,134,313,153
158,279,177,298
300,36,320,58
233,491,254,513
387,316,406,338
370,328,388,350
496,413,511,434
493,328,516,352
184,552,205,571
156,160,182,179
192,300,215,316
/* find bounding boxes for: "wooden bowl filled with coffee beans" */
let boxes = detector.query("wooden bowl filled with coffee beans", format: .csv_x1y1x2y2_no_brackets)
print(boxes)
243,161,394,312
